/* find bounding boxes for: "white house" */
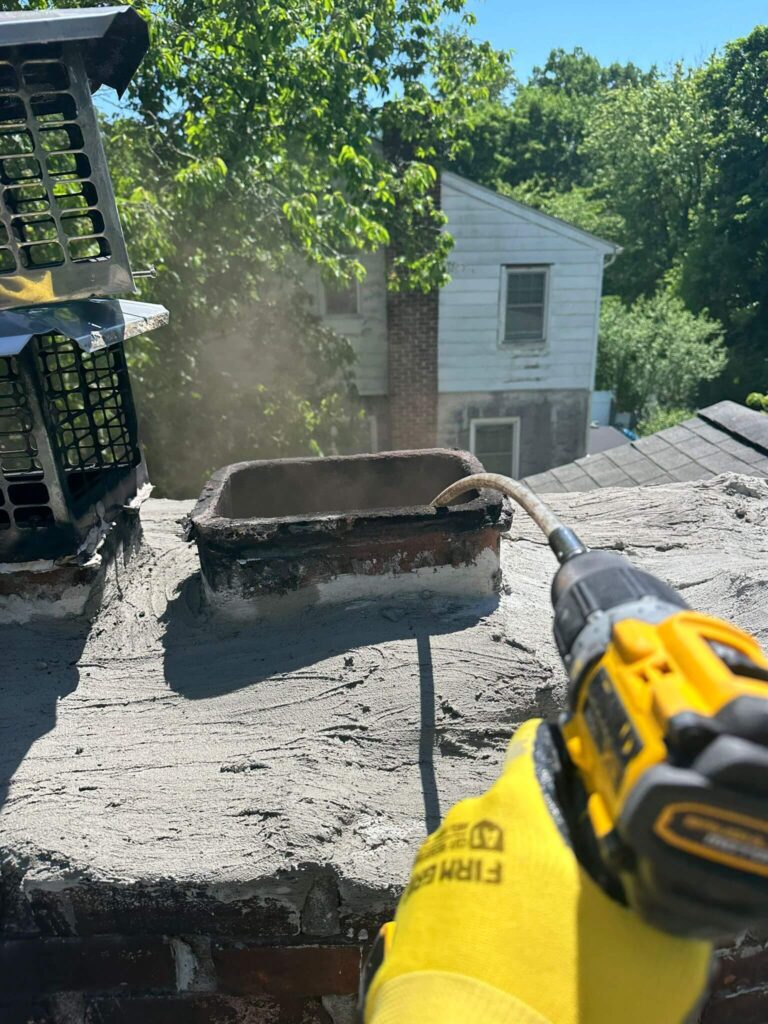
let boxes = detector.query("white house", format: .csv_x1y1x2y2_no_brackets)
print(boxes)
320,170,620,477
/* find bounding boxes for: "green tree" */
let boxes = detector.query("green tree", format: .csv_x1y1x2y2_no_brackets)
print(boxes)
596,292,726,420
683,28,768,404
584,67,710,302
7,0,510,495
529,47,653,94
449,48,654,195
635,407,693,437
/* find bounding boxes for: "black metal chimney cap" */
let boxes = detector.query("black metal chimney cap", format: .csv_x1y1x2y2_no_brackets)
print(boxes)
0,6,149,97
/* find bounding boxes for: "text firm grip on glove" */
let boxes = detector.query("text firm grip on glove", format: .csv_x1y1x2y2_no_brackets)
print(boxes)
364,720,712,1024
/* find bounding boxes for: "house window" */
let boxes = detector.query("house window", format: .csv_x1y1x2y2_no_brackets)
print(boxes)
501,266,548,344
470,417,520,477
323,279,359,316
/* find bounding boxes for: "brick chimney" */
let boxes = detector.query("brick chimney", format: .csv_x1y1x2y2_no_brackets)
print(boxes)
385,172,440,450
386,281,439,449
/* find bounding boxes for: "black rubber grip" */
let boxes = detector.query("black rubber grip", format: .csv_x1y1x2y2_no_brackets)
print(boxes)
551,550,688,659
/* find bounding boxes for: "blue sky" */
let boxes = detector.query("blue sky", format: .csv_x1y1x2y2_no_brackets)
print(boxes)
462,0,766,81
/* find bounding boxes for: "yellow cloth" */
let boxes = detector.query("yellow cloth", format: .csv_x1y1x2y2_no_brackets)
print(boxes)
0,271,55,307
370,971,552,1024
366,720,712,1024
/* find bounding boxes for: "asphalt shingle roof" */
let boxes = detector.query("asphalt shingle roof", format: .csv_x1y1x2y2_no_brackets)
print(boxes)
524,401,768,494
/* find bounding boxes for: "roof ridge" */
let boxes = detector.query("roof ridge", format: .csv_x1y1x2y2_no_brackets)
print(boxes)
440,170,622,253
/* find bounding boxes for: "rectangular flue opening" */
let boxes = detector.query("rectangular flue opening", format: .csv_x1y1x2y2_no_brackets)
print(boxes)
217,452,480,520
190,450,509,614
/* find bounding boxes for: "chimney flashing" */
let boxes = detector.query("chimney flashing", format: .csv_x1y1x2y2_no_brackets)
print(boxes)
0,298,169,357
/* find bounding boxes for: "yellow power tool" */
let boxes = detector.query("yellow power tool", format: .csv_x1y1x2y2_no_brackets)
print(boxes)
360,473,768,1010
359,472,768,1012
551,544,768,937
431,472,768,939
381,474,768,950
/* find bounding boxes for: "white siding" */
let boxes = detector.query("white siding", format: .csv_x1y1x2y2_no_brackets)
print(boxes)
438,174,609,394
317,173,616,401
320,250,388,396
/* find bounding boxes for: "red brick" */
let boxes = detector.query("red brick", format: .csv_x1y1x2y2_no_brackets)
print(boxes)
386,284,439,449
83,995,329,1024
700,988,768,1024
386,189,439,451
27,886,297,940
711,944,768,994
0,936,175,994
212,944,360,998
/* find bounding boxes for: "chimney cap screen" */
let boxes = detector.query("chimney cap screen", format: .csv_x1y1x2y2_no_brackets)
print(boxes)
0,6,148,96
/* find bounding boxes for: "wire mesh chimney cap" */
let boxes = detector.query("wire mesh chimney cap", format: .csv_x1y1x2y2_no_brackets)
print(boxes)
0,298,168,357
0,6,148,96
0,7,148,309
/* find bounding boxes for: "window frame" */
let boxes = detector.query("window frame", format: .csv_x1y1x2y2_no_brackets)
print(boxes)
498,265,550,348
469,416,521,478
321,278,361,318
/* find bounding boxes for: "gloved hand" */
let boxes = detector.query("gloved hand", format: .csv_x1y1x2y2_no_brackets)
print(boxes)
364,719,713,1024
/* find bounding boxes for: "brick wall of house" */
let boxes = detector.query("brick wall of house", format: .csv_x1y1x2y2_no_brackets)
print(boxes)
384,171,441,451
386,279,439,450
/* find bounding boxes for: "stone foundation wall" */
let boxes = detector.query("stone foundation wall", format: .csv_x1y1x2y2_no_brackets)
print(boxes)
438,389,590,477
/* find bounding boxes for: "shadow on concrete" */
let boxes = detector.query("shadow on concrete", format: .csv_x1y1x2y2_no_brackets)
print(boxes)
161,577,496,836
160,573,497,700
0,619,88,813
417,635,442,835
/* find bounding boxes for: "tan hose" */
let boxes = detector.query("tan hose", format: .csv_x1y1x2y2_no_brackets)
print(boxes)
432,472,565,541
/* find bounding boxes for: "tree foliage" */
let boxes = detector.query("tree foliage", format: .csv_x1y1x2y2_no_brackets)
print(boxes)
685,30,768,333
583,67,709,302
3,0,510,495
448,47,654,195
452,33,768,422
746,393,768,414
635,407,693,437
596,293,726,420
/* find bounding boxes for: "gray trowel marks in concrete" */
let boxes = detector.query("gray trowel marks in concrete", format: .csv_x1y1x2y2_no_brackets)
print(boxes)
1,474,767,940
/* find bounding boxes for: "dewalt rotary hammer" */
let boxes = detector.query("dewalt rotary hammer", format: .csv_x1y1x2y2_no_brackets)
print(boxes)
362,472,768,1010
551,543,768,938
434,472,768,939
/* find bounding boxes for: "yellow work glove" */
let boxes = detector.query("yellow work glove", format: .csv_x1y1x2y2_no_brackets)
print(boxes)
365,719,712,1024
